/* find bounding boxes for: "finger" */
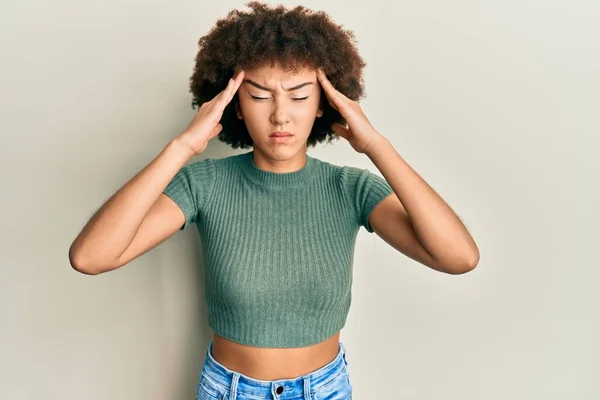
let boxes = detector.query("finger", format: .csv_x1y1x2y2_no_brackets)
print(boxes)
320,71,352,102
209,123,223,139
233,68,245,84
317,69,343,108
207,90,225,106
220,70,245,107
317,69,337,94
325,97,338,112
216,78,235,108
208,79,231,104
226,69,245,103
331,122,350,139
234,69,245,89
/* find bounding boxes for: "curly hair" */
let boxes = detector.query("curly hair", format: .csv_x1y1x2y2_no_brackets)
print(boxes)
189,1,367,149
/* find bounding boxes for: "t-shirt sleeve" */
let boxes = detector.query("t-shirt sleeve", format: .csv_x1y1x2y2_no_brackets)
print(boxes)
162,158,216,231
339,166,394,233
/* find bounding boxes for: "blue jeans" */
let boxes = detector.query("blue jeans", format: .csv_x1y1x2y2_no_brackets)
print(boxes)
195,340,353,399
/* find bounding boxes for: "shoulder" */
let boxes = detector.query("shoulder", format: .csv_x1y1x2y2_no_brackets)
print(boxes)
309,154,362,178
184,152,242,174
307,155,376,193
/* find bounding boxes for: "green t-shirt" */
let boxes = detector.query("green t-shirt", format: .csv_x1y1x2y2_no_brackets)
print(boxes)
163,150,393,347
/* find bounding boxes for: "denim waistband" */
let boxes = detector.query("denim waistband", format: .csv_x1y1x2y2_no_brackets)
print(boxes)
201,340,348,399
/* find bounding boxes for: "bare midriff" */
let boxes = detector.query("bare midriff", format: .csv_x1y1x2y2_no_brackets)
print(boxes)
210,330,341,381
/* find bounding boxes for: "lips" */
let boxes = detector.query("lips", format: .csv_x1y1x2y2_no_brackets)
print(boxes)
269,131,293,137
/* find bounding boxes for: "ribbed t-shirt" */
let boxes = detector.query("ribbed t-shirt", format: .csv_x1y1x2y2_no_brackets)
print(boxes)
162,150,393,348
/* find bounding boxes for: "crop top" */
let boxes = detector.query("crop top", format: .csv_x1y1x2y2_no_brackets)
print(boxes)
162,150,393,348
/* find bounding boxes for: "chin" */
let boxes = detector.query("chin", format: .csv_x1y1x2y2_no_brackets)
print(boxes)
266,147,296,158
256,143,303,158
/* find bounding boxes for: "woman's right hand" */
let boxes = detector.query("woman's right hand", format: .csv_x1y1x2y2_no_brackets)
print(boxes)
177,69,245,155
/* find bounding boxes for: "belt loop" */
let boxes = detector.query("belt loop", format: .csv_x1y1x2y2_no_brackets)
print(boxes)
228,372,240,400
303,375,311,400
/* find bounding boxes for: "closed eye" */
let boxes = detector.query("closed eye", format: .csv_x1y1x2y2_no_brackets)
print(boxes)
250,95,309,101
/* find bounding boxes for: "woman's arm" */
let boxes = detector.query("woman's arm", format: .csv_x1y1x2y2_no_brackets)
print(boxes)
69,71,245,275
68,138,193,275
366,136,480,274
316,68,479,274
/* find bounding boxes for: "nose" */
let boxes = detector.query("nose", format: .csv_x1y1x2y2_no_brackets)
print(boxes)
270,99,290,126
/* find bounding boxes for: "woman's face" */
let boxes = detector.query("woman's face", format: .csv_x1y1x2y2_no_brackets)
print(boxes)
235,62,323,160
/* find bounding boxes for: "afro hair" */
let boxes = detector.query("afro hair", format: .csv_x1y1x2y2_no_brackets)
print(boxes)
189,1,367,149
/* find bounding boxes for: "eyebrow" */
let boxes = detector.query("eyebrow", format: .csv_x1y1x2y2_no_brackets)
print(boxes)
243,79,313,92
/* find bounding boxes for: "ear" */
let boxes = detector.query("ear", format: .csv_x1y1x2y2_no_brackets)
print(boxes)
316,97,324,118
235,97,243,120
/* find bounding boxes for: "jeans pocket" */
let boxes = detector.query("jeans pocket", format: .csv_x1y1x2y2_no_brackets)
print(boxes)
345,368,353,396
196,385,226,400
196,373,228,400
312,369,352,400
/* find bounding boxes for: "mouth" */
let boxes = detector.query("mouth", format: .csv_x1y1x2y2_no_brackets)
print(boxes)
269,131,294,143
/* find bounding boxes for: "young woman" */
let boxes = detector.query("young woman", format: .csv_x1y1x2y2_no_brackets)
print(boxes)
69,2,479,399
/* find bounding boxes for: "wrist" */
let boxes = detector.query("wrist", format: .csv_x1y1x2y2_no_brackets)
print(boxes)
165,136,195,162
364,133,389,157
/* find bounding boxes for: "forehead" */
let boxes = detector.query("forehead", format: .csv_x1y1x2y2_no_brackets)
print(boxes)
244,62,316,81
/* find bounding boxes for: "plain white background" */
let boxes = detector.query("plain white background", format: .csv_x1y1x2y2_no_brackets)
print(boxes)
1,0,598,399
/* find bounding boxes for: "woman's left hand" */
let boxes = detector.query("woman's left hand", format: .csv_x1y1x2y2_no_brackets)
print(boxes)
317,69,383,154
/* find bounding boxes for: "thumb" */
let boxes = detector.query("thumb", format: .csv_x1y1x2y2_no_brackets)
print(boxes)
332,123,349,139
209,123,223,139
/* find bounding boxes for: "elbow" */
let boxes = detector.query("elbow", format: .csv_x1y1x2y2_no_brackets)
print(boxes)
69,245,96,275
68,244,111,275
446,251,480,275
447,263,477,275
